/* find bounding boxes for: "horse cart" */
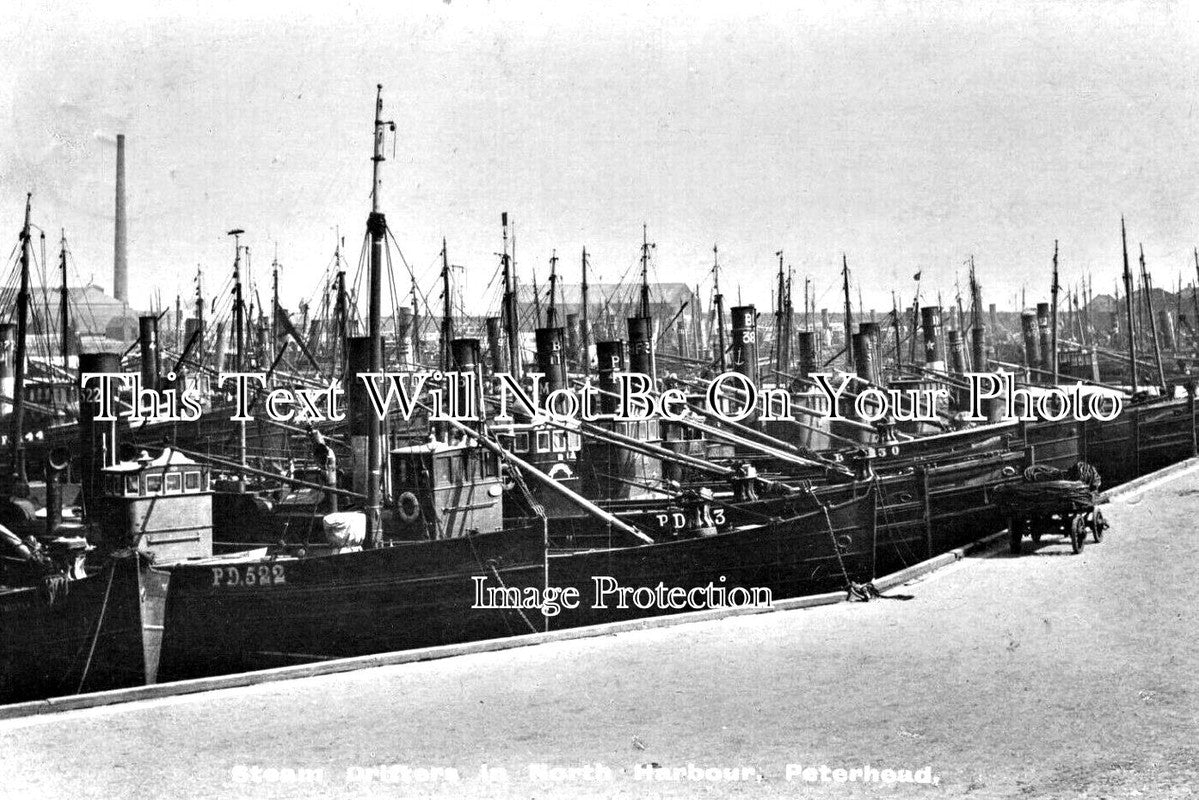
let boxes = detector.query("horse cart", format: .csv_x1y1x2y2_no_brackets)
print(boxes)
996,466,1110,555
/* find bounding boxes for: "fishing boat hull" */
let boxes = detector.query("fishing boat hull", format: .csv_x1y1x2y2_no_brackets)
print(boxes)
157,525,549,681
523,487,877,630
0,554,168,704
157,492,875,681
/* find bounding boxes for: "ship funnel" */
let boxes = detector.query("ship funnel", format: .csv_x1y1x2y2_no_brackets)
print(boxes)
485,317,505,375
1021,310,1040,380
1036,302,1052,380
730,306,758,385
947,329,966,376
920,306,946,374
78,352,122,521
595,341,625,415
796,331,816,380
346,337,371,495
450,338,484,421
626,317,656,389
534,328,568,394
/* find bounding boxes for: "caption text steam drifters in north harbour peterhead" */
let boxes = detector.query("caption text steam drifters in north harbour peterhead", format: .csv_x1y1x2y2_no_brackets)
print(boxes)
229,761,941,787
78,370,1123,426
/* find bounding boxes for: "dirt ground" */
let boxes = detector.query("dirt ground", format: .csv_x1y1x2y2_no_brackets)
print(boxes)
1,474,1197,800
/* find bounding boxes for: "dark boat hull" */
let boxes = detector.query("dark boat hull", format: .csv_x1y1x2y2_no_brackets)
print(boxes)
561,447,1027,577
519,486,877,630
0,554,168,704
158,524,549,681
157,491,875,681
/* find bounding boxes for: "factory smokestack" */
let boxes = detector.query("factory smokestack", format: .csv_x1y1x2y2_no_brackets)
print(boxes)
113,133,128,303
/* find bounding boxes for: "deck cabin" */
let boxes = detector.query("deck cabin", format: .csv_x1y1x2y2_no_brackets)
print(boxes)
492,421,587,515
389,439,504,540
493,422,581,480
98,449,213,561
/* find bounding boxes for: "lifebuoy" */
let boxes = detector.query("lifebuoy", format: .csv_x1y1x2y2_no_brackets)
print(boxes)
547,463,573,481
397,491,421,523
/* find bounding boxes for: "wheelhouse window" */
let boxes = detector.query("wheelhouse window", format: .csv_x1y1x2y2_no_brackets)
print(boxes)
551,431,566,452
125,475,140,495
183,471,201,491
145,474,163,494
536,431,551,453
513,432,529,453
165,473,182,493
435,454,455,485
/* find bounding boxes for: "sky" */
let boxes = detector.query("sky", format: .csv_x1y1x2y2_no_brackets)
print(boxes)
2,0,1199,321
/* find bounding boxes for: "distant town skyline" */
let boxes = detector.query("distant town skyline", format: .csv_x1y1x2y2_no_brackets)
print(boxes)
2,1,1198,322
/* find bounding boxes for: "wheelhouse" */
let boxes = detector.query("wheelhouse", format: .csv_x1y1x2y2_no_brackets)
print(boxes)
99,449,213,561
389,439,504,540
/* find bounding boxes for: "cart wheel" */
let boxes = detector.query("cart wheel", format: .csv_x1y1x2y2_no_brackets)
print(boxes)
1088,509,1108,543
1069,514,1086,554
1008,517,1023,555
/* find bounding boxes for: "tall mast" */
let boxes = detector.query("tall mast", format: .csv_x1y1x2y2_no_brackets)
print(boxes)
774,251,785,375
580,246,590,376
364,83,393,548
970,256,984,371
953,274,964,339
546,249,559,328
639,223,652,319
908,280,921,366
1193,248,1199,356
1176,273,1183,353
227,229,245,372
410,281,420,367
841,254,853,368
8,193,32,490
59,229,70,371
245,246,254,359
1082,284,1091,344
334,233,349,374
440,237,453,373
1140,243,1167,393
712,245,727,372
785,263,794,373
195,265,204,328
501,212,520,378
271,244,281,367
891,290,902,369
1121,218,1138,394
1050,240,1059,384
226,229,248,492
531,266,542,328
1087,273,1096,344
194,264,205,363
804,276,811,332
